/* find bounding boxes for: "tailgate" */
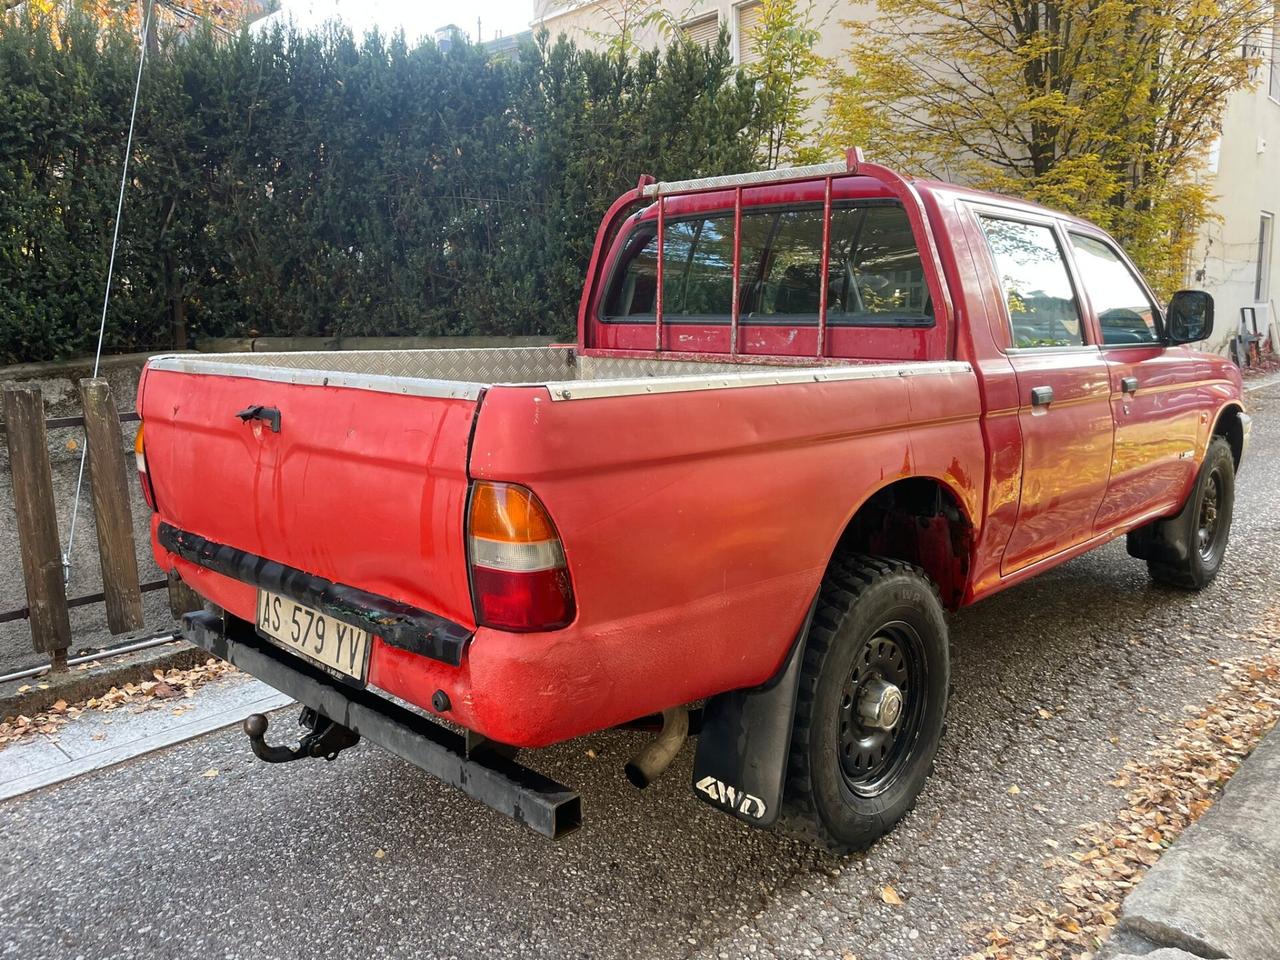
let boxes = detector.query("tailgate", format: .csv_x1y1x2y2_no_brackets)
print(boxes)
139,359,480,634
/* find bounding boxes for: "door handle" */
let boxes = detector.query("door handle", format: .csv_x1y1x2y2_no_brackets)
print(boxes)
1121,376,1139,395
236,404,281,433
1030,385,1054,407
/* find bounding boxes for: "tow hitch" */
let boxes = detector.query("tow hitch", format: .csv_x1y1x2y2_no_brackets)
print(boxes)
243,706,360,763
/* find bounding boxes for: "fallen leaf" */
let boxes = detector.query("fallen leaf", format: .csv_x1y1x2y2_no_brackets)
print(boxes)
152,682,180,699
880,884,903,906
373,848,386,859
202,768,219,778
1008,784,1022,795
1037,708,1053,719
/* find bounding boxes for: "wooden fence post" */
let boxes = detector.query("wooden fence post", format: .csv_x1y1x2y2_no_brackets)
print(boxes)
2,385,71,669
79,378,145,634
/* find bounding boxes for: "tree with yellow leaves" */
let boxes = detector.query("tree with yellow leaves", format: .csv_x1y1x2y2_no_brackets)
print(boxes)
745,0,831,168
826,0,1273,293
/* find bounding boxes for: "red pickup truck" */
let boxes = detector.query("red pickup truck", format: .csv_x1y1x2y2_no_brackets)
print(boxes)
138,151,1248,851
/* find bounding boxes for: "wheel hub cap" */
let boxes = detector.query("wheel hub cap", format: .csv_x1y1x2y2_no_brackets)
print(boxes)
838,623,927,798
857,678,903,730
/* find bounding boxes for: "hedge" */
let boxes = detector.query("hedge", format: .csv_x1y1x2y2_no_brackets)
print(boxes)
0,7,761,364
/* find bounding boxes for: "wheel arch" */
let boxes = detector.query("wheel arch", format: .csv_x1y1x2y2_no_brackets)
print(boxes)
827,474,978,610
1211,402,1245,468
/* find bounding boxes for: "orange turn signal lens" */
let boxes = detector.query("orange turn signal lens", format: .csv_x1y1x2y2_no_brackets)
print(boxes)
134,422,157,512
468,481,558,544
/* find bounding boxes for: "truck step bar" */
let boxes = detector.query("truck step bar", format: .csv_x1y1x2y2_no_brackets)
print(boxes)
180,610,583,840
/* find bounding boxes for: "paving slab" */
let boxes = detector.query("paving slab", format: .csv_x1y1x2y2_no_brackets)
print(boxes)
1107,729,1280,960
0,674,293,801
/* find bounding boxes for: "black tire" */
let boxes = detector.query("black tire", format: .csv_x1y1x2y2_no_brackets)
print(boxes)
1148,436,1235,590
780,554,949,853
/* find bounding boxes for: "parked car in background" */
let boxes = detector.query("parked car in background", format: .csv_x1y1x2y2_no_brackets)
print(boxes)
135,151,1248,852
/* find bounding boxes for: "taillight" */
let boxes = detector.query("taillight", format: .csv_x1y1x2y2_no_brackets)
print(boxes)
467,481,575,632
135,423,157,511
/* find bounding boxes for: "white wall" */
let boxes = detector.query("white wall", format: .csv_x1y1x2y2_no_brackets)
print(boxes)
1189,52,1280,356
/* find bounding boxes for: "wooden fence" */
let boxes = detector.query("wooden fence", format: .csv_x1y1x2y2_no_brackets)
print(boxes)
0,379,193,671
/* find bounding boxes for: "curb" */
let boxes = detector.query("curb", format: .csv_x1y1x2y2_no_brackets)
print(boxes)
0,639,211,720
1098,728,1280,960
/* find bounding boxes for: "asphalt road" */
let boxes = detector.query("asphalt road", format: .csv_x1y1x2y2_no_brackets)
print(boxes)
3,381,1278,960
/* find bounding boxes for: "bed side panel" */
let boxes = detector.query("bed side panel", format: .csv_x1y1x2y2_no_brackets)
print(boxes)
459,367,983,740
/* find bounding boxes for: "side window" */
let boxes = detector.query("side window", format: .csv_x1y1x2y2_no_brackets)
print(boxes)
980,217,1083,348
1068,233,1160,345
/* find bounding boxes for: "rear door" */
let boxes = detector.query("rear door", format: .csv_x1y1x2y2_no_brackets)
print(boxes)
1064,231,1203,529
140,359,480,628
973,212,1116,574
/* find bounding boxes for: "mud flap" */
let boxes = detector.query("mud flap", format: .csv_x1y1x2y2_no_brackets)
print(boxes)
1126,496,1194,565
691,597,816,828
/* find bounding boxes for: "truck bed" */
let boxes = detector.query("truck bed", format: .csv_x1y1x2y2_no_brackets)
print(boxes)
140,343,978,748
145,346,941,402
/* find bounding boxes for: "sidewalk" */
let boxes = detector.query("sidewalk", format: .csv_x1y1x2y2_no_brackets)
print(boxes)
1100,728,1280,960
0,673,292,801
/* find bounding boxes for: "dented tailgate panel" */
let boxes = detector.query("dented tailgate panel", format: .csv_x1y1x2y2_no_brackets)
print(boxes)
140,367,478,629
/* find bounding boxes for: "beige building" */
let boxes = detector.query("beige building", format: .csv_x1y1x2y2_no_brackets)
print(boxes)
532,0,1280,358
1190,46,1280,357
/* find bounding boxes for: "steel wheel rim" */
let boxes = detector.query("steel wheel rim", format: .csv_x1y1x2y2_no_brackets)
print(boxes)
837,620,927,798
1197,469,1223,563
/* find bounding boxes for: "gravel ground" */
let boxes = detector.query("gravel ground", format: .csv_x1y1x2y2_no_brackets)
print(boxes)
1,382,1277,960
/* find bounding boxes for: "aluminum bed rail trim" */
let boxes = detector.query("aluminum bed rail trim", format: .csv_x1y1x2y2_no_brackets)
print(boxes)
537,361,974,401
181,610,582,840
146,355,486,401
146,353,973,404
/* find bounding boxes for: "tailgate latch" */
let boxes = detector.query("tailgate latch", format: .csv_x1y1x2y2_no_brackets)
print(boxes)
235,404,282,433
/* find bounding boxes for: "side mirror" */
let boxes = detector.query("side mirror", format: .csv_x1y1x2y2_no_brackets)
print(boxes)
1167,290,1213,344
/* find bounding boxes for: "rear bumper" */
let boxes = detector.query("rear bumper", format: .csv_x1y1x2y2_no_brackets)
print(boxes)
181,609,582,839
154,517,815,749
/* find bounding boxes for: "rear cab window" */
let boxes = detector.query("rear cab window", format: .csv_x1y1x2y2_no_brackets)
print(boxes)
601,202,933,328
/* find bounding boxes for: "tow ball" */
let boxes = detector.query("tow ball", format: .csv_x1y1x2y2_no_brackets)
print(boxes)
242,707,360,763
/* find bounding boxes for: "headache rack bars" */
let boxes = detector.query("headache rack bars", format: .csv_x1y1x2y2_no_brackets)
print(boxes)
579,148,956,361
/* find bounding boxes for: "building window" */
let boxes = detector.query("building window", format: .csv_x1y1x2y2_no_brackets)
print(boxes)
735,1,764,65
682,12,719,47
1256,212,1274,302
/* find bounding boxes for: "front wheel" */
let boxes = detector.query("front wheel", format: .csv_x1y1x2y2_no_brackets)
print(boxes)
1147,436,1235,590
780,555,949,853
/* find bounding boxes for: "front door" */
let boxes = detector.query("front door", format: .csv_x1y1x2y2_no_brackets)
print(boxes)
974,214,1116,574
1063,231,1203,530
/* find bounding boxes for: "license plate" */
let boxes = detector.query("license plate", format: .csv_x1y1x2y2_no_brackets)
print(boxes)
255,590,370,681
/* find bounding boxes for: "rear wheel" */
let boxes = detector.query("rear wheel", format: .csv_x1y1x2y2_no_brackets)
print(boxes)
1148,436,1235,590
780,555,949,853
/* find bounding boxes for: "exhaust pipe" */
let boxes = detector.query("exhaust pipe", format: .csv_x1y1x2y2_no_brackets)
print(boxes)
624,707,689,788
